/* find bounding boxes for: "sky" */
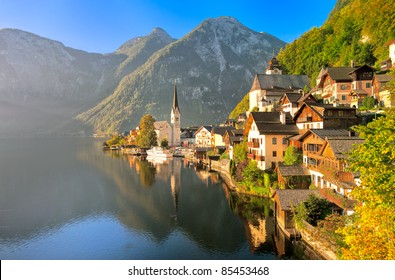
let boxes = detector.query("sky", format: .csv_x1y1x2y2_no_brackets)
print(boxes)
0,0,337,54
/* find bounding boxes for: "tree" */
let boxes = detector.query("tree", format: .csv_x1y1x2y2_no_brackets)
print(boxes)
294,194,332,227
233,139,247,164
283,145,302,165
339,108,395,259
136,114,157,147
160,139,169,148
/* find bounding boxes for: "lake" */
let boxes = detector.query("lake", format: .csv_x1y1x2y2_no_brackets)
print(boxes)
0,138,313,260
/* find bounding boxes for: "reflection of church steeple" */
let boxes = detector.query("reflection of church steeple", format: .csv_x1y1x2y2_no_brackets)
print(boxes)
170,159,181,221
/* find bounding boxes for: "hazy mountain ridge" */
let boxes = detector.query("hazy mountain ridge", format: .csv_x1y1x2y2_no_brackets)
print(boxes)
0,17,286,136
77,17,286,133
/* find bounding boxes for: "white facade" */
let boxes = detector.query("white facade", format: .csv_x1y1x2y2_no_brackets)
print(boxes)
390,41,395,63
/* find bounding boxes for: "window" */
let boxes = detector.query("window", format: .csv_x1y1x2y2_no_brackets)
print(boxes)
338,110,344,117
283,151,285,157
272,137,277,145
340,84,347,90
273,151,277,157
366,82,371,88
342,95,346,101
282,138,288,145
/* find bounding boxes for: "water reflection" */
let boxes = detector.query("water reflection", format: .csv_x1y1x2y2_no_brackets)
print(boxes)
0,138,311,259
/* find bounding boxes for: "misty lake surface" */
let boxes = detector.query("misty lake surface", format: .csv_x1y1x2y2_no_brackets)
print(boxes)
0,138,306,260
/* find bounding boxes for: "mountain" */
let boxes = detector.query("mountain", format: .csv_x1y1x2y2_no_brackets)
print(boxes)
0,28,174,136
77,17,286,133
277,0,395,81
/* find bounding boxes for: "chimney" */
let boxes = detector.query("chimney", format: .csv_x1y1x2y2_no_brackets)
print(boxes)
351,60,355,68
280,111,286,124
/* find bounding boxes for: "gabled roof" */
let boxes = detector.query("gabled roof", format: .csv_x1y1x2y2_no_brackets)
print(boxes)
298,129,354,142
194,125,213,136
281,92,303,104
211,126,234,136
277,164,310,177
348,64,375,75
298,92,318,104
256,122,299,135
373,74,392,83
293,103,357,122
154,121,171,130
323,137,364,160
326,67,355,81
246,112,298,135
250,74,310,92
273,189,321,211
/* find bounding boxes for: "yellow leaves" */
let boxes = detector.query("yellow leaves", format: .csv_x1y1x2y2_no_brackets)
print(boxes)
340,205,395,260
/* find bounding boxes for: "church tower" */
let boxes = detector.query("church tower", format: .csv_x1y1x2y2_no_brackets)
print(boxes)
171,81,181,146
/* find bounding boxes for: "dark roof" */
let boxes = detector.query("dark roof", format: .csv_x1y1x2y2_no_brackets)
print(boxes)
325,138,364,159
282,92,303,104
251,112,281,123
348,64,375,75
309,129,354,140
254,74,310,91
326,67,354,81
211,126,234,136
374,74,392,83
298,92,318,104
256,122,299,135
277,164,310,177
273,189,321,211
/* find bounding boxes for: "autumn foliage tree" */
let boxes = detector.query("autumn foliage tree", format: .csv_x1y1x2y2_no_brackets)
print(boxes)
339,108,395,259
136,114,157,147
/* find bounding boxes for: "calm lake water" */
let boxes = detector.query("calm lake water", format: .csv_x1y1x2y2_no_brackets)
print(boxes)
0,138,312,260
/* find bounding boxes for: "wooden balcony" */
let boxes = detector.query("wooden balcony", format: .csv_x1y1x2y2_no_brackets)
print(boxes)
247,153,256,160
247,141,259,148
256,155,265,161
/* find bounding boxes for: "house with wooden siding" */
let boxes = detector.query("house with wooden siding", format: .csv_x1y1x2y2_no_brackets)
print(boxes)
293,103,359,134
279,92,318,117
223,129,244,160
372,74,394,108
272,189,321,236
317,64,375,106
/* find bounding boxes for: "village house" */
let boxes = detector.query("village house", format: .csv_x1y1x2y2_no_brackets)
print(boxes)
372,74,394,108
210,126,233,150
316,63,375,106
348,65,376,108
223,128,244,160
293,103,359,134
279,92,318,117
194,125,213,147
272,189,321,236
244,111,299,170
248,57,310,111
276,163,311,189
180,127,198,146
296,129,363,214
380,39,395,71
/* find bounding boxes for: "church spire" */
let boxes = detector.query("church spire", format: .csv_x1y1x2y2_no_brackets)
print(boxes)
172,80,180,113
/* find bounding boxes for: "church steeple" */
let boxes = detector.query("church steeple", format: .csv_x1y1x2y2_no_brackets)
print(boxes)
171,80,181,146
172,80,180,114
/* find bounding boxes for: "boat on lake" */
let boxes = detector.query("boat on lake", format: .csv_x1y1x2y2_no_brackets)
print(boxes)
146,147,173,159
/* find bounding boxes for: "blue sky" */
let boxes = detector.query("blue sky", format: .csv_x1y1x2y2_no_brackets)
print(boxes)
0,0,337,53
